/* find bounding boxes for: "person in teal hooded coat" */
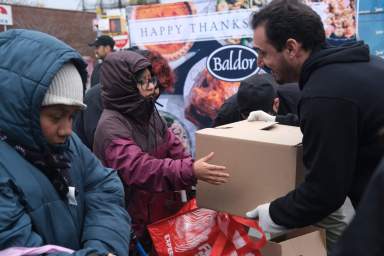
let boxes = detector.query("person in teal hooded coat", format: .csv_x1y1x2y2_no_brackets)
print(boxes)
0,29,131,255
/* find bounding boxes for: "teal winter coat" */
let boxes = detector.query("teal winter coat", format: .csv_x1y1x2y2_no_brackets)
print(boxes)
0,29,131,255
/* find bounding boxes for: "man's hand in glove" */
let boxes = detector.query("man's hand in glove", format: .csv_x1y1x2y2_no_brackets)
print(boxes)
247,111,276,122
246,203,288,236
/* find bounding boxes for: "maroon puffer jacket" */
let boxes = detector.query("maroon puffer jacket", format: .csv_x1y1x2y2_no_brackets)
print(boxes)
93,51,196,242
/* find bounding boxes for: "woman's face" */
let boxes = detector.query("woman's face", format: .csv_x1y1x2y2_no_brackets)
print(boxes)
40,105,80,145
136,69,159,99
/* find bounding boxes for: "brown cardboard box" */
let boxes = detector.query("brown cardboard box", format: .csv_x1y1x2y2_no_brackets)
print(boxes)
258,227,327,256
196,120,303,216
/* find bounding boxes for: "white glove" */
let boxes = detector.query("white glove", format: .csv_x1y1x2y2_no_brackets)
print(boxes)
246,203,288,235
247,111,276,122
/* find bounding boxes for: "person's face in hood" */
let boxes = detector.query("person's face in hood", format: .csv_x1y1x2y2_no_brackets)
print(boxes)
135,68,160,100
253,25,307,84
40,105,80,145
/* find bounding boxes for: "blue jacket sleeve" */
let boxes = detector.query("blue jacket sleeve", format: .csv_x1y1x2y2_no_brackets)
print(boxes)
79,143,131,255
0,177,122,256
0,177,43,249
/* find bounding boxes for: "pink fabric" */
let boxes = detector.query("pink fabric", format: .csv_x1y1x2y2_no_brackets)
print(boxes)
104,129,196,239
0,245,74,256
105,129,196,192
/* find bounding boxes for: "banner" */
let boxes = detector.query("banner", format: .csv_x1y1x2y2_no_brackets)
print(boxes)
129,9,252,45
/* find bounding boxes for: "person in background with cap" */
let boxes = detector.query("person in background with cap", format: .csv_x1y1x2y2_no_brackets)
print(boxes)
0,29,130,255
212,73,300,127
88,35,115,88
212,73,276,127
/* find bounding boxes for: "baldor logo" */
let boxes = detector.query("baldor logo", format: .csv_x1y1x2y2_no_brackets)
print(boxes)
207,45,259,82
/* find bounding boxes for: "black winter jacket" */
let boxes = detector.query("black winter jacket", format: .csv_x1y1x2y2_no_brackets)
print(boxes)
90,62,102,88
331,158,384,256
212,94,242,127
73,84,103,150
270,42,384,227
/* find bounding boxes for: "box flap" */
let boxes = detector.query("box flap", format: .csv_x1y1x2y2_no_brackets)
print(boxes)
271,226,323,242
216,120,277,130
196,120,302,146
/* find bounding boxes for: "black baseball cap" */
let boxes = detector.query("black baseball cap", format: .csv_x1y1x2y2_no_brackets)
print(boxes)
88,35,115,48
237,73,277,116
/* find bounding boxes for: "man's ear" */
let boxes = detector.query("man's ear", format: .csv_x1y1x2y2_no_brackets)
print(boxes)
285,38,300,58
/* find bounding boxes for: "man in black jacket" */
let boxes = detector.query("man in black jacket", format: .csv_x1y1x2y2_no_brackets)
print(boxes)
88,35,115,88
246,0,384,251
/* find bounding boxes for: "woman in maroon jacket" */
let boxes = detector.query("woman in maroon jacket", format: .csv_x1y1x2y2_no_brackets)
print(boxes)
93,51,229,252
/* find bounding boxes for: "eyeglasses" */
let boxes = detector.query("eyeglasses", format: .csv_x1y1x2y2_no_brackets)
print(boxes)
136,76,158,90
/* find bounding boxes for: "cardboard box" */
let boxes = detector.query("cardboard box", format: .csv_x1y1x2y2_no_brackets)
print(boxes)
258,227,327,256
196,120,303,216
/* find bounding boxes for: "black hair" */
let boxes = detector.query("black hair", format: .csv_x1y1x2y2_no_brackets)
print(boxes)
237,74,277,116
251,0,326,52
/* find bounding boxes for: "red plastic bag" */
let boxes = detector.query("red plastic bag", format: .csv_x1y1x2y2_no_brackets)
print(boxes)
148,199,266,256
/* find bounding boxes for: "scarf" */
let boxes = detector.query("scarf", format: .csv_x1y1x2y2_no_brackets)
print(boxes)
0,130,72,200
